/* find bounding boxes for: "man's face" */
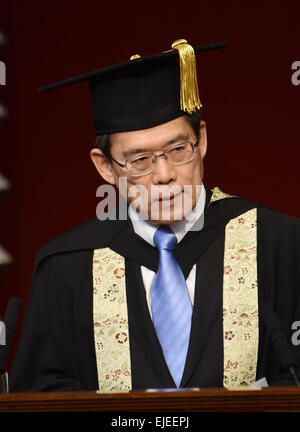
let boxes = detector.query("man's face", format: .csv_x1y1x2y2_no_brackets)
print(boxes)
92,116,207,225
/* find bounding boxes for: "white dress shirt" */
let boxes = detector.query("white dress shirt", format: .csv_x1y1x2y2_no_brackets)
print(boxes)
128,186,206,318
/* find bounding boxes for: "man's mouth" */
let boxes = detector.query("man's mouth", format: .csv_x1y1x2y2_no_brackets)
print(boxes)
157,191,181,204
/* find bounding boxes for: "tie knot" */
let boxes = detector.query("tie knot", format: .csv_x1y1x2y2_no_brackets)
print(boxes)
153,226,177,251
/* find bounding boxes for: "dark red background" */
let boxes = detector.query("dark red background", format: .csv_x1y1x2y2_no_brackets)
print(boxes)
1,1,300,368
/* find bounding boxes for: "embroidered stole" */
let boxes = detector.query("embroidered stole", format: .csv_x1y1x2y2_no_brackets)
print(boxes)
93,187,259,390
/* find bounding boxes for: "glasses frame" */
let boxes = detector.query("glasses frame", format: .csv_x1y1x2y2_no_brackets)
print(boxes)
110,141,199,177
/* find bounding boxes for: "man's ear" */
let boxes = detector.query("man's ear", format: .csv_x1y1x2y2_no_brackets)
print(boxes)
90,148,116,185
199,120,207,159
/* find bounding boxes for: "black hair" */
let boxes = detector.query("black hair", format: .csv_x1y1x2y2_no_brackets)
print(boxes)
95,111,202,161
96,133,111,160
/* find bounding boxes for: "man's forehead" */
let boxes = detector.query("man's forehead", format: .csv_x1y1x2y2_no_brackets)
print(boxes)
110,116,195,155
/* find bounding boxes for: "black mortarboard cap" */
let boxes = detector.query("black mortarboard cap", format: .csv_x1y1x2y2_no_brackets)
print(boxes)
39,39,227,136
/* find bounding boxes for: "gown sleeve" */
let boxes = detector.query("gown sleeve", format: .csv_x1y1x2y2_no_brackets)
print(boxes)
258,207,300,386
9,260,84,392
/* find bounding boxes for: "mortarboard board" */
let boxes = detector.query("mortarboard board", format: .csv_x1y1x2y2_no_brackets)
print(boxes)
39,39,227,136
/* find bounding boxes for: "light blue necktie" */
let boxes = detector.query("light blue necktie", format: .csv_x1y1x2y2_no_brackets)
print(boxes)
151,225,193,387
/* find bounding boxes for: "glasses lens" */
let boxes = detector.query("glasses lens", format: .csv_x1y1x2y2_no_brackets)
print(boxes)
167,143,194,165
127,154,153,175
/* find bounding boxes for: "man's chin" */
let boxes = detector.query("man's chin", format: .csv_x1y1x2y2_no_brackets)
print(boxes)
130,195,196,224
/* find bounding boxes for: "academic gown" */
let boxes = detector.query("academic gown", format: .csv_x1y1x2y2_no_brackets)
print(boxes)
9,188,300,391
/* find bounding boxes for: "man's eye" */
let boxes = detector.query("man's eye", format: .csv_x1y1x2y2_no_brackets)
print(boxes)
171,145,185,153
132,156,151,165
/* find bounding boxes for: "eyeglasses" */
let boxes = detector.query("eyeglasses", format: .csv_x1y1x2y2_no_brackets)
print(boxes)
110,141,199,177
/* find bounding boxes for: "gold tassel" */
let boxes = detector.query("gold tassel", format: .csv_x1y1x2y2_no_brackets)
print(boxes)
171,39,202,114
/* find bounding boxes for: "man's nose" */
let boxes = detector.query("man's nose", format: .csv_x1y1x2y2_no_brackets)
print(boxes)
151,155,177,184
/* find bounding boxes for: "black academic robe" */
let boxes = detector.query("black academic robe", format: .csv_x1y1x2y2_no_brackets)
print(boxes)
9,188,300,391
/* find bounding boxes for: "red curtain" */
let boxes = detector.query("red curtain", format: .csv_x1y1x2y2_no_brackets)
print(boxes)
1,1,300,366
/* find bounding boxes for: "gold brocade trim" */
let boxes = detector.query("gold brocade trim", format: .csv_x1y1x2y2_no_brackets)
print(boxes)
223,208,258,388
93,248,132,391
209,186,235,204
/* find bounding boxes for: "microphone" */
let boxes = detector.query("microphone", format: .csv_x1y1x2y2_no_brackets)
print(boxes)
261,301,300,386
0,298,21,392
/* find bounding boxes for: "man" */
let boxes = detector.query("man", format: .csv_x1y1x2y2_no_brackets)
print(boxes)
10,40,300,392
